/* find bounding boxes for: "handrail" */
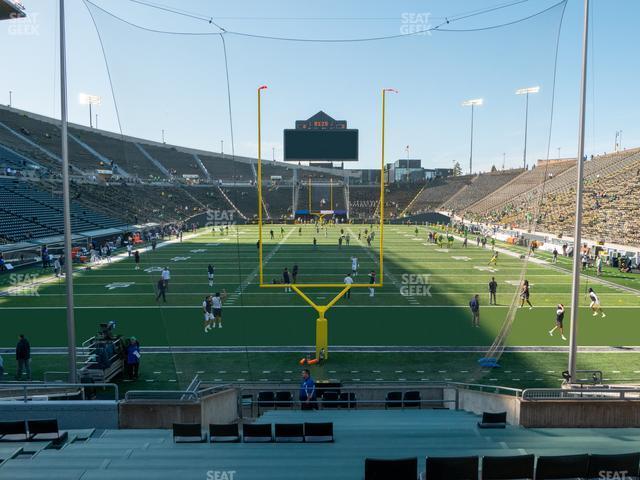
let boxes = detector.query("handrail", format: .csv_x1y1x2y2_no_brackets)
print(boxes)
124,384,233,402
522,387,640,400
124,390,199,402
0,382,119,402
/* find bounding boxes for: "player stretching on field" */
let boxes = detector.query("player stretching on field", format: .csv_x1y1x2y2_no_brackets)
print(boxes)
588,287,606,317
207,264,215,287
488,251,499,266
549,304,567,340
520,279,533,309
211,290,227,329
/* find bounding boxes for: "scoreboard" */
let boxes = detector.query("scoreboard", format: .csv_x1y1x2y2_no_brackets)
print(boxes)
283,129,358,162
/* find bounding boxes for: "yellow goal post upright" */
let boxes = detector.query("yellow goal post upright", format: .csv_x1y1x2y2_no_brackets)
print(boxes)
256,86,396,360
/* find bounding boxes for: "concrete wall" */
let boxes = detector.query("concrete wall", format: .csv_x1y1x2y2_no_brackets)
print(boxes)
456,389,520,425
119,402,200,429
201,389,238,426
119,389,239,429
0,401,118,429
520,400,640,428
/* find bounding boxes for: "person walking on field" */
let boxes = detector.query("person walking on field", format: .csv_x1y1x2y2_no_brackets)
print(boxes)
469,294,480,328
155,278,167,303
488,277,497,305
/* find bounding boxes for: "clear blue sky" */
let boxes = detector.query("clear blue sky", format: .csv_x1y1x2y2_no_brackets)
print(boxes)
2,0,639,172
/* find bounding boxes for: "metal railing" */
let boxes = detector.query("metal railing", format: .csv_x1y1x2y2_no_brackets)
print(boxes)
124,384,232,403
0,382,119,402
522,386,640,401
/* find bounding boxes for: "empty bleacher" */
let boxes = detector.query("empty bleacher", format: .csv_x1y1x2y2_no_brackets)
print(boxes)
464,160,576,214
141,144,203,178
405,175,475,214
1,409,639,480
441,169,524,213
0,178,125,242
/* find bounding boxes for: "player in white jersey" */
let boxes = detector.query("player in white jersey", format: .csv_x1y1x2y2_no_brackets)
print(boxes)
588,287,606,317
211,289,228,328
203,295,214,333
350,256,358,278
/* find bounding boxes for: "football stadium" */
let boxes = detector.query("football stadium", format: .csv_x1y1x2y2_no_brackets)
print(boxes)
2,0,640,478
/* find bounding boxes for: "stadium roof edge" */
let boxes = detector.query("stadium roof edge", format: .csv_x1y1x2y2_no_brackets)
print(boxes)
0,0,25,21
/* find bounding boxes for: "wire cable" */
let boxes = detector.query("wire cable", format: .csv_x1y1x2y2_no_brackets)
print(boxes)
85,0,565,42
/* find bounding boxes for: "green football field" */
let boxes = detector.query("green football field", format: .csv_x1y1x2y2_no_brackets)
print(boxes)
2,223,640,392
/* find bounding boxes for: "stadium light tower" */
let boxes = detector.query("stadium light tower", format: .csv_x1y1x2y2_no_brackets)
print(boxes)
515,86,540,170
381,88,397,283
462,98,483,174
257,84,267,284
59,0,77,383
79,93,101,128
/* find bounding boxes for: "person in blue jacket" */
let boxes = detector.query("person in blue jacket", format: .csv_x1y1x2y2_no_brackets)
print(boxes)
299,368,317,410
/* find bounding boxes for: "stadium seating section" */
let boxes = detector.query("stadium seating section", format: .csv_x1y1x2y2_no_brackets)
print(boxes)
2,409,640,479
0,178,125,242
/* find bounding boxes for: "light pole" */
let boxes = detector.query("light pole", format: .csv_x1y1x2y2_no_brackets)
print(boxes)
462,98,483,175
516,86,540,170
60,0,77,383
257,84,267,285
79,93,101,128
221,139,224,158
161,129,165,144
557,147,561,159
8,90,12,108
568,0,590,383
381,88,397,283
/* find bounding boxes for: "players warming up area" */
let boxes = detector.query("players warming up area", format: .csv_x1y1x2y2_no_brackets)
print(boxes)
2,222,639,391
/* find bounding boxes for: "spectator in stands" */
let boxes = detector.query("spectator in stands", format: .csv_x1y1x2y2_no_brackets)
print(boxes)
15,334,31,381
126,337,141,380
469,295,480,327
299,368,317,410
0,253,5,272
